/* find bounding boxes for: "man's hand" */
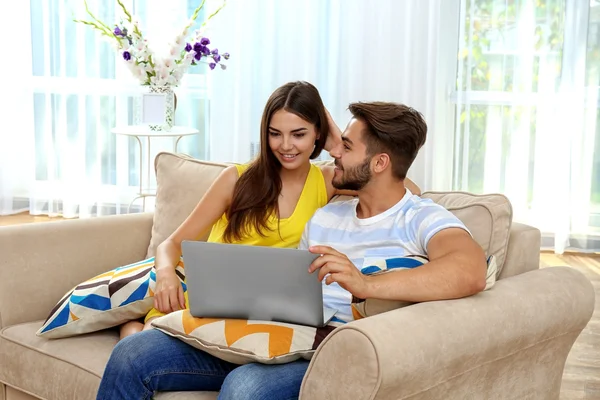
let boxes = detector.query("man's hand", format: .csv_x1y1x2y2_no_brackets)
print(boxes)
308,245,370,299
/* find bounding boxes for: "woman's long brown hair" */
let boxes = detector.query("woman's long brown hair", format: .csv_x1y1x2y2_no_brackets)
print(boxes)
223,81,329,242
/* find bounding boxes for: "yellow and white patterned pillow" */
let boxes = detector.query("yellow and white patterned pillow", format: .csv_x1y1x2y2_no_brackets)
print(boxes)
151,310,342,365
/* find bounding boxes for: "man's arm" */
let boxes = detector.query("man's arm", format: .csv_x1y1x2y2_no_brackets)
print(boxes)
308,228,487,302
361,228,487,301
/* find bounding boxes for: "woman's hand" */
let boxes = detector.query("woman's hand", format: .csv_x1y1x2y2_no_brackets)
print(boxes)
154,268,186,313
324,108,343,152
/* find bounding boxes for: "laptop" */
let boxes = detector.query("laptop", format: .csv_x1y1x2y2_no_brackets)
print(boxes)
181,240,338,328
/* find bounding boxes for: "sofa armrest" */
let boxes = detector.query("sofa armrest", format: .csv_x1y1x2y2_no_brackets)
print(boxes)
499,222,541,279
0,213,154,328
300,267,594,400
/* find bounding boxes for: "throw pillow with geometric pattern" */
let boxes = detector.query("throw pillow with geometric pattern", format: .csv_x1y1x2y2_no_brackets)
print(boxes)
151,309,343,365
36,257,186,339
351,255,497,319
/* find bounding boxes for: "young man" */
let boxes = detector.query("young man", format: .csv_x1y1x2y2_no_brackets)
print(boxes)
96,102,487,400
302,102,487,323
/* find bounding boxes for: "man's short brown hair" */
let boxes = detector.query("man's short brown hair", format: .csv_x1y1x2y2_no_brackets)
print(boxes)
348,102,427,180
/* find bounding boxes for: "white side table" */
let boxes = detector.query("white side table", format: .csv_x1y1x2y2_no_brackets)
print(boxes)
111,126,200,212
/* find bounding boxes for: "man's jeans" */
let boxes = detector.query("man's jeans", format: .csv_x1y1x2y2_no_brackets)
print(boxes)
96,329,310,400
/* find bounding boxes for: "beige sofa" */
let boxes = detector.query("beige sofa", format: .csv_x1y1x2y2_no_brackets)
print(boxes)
0,152,595,400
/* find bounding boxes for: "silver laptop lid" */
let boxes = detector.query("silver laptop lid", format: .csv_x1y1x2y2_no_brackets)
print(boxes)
182,240,327,327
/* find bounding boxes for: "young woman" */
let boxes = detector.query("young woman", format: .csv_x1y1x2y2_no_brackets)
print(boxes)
119,81,421,338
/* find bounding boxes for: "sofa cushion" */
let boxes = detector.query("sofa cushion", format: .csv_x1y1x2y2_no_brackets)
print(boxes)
147,153,230,258
36,257,186,339
0,321,220,400
152,310,341,365
0,321,118,400
145,154,512,273
421,191,513,275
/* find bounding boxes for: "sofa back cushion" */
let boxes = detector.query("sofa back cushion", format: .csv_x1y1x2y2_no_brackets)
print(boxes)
146,153,513,277
146,152,230,258
421,191,513,275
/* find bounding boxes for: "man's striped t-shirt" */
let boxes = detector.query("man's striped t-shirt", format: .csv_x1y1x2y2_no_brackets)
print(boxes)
299,189,469,323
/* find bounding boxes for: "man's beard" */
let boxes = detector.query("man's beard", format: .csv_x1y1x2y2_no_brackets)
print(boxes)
332,158,372,191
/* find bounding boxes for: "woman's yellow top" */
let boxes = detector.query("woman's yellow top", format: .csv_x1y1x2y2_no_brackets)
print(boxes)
206,163,328,247
145,163,328,322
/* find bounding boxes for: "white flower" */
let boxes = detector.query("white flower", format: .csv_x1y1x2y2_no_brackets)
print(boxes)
135,40,146,52
167,74,178,86
155,66,170,82
133,67,147,84
153,57,164,69
168,44,180,58
163,58,175,70
184,51,196,63
150,71,169,86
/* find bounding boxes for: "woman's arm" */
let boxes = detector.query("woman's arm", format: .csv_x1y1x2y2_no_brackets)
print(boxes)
323,108,343,152
404,178,422,196
154,166,239,313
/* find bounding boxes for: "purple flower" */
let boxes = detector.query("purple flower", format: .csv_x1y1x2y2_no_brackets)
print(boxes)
222,52,230,60
185,43,192,52
193,42,203,53
194,51,202,61
114,27,123,36
211,48,219,55
209,63,216,70
202,46,210,55
212,54,221,63
123,51,131,61
200,37,210,46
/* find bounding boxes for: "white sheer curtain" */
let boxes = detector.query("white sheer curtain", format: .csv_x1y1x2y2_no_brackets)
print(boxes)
0,0,214,218
452,0,600,253
205,0,460,190
1,0,458,218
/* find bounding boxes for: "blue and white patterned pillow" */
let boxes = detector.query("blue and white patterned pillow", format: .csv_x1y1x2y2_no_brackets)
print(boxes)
352,255,498,319
37,257,186,339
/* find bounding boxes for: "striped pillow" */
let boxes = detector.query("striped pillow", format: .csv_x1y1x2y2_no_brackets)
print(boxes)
152,310,342,365
352,255,498,319
36,257,186,339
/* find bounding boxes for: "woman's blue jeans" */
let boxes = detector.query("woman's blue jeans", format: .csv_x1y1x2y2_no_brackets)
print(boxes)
96,329,309,400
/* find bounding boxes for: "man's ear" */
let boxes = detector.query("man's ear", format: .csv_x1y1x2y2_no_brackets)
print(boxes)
372,153,391,174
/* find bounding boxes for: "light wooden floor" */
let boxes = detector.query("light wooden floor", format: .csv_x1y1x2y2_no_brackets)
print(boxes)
0,213,599,399
540,252,600,400
0,213,68,226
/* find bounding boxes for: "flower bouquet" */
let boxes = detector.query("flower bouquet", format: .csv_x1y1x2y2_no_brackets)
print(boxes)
74,0,230,130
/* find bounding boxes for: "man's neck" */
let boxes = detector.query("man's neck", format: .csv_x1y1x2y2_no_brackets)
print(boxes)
356,179,407,219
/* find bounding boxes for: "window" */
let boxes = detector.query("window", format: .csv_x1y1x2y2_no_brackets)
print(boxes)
453,0,600,247
24,0,213,214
